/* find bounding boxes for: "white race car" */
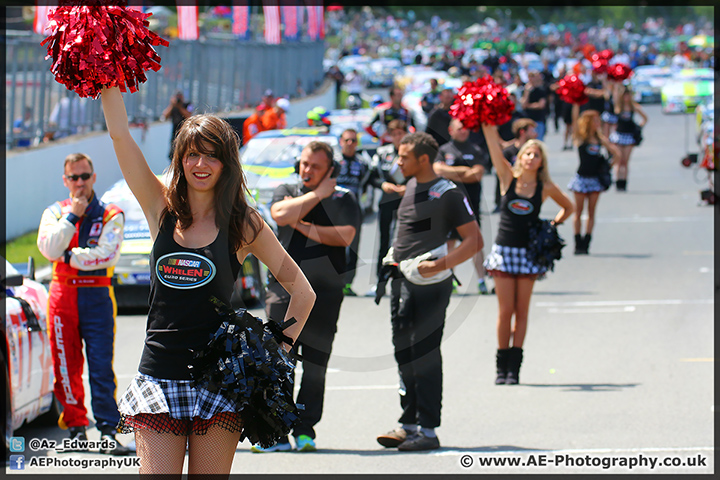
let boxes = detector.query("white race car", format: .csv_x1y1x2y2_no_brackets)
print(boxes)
3,259,60,457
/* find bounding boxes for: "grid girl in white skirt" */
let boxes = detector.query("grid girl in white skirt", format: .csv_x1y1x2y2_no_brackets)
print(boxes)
481,124,573,385
101,87,316,475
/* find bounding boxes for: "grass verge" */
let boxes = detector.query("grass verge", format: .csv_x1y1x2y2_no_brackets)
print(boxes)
2,230,50,267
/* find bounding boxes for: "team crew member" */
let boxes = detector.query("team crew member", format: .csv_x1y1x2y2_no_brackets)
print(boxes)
261,98,290,131
434,118,492,294
521,70,550,141
376,132,483,452
367,120,409,285
425,88,455,147
263,141,360,452
366,86,414,144
37,153,131,455
336,128,369,296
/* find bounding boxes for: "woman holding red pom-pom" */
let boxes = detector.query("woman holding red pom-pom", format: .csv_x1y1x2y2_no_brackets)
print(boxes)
100,85,315,474
481,124,574,385
609,83,648,191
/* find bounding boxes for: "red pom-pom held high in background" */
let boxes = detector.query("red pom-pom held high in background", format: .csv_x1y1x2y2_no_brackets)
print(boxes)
607,63,633,82
41,1,169,98
557,74,588,105
449,75,515,129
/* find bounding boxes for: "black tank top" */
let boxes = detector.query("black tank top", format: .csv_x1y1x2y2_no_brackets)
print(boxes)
616,110,635,134
577,142,604,177
495,177,543,248
139,214,241,380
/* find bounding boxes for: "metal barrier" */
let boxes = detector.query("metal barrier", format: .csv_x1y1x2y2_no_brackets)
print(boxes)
5,32,325,149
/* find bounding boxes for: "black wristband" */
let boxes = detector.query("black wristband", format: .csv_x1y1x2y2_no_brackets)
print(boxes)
66,213,81,225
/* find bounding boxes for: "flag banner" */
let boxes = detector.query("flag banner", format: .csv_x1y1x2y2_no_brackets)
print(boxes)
281,6,300,41
232,1,251,40
34,4,55,35
263,3,281,45
177,4,199,41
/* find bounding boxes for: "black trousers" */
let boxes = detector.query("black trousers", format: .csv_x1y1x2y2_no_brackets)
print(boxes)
265,281,344,439
390,276,453,429
376,197,401,279
344,219,362,285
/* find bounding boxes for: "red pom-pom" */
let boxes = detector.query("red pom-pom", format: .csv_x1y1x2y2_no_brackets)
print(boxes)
590,53,608,74
607,63,633,82
41,2,169,98
598,49,614,61
449,75,514,128
557,74,588,105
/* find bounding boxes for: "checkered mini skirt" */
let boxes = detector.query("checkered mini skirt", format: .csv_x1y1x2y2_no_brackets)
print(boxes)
609,131,635,146
483,243,547,278
117,373,242,436
568,174,604,193
601,111,618,124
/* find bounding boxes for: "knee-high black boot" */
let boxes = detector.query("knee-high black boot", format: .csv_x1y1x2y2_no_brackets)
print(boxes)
574,234,584,255
584,234,592,254
495,348,511,385
505,347,524,385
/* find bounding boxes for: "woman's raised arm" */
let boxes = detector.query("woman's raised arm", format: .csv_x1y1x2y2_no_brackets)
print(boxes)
101,87,166,235
481,123,515,192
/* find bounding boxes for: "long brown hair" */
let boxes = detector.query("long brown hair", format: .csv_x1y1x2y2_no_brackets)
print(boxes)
574,110,600,145
163,114,261,251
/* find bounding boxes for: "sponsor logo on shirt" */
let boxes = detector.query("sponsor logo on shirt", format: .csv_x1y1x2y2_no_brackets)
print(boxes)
89,222,103,237
508,199,534,215
156,252,216,289
444,153,456,165
586,144,601,155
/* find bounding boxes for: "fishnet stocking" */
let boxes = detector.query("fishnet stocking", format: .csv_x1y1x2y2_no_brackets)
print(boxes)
131,412,243,476
188,423,242,475
135,428,187,475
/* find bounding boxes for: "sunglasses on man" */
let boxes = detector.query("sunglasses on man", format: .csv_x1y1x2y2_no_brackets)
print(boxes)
65,173,93,181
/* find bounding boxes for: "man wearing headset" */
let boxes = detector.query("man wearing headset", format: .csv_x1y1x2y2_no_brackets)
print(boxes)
259,141,360,453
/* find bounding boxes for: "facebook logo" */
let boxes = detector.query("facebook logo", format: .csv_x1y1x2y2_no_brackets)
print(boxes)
10,437,25,452
9,455,25,470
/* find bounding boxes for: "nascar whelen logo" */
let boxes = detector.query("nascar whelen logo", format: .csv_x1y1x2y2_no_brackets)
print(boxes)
508,199,534,215
156,252,216,289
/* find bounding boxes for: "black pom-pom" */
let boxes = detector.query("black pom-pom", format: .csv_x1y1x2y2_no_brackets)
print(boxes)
189,297,302,448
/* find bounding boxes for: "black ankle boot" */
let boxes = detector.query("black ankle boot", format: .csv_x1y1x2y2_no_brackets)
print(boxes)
574,234,584,255
505,347,524,385
583,234,592,254
616,179,627,191
495,348,511,384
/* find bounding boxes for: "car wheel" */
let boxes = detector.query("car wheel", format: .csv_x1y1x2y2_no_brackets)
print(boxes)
35,393,62,427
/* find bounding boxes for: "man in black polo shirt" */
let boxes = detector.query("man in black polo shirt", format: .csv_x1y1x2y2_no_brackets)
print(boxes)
375,132,483,452
521,70,549,141
425,88,455,147
434,118,492,294
263,141,360,453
